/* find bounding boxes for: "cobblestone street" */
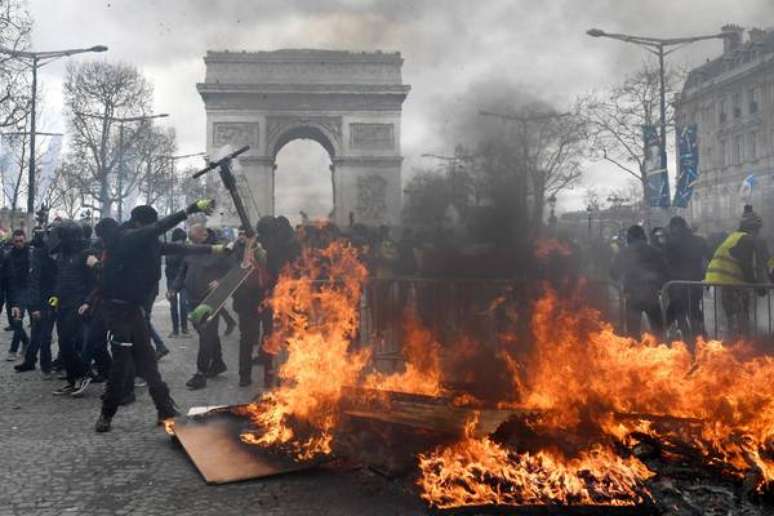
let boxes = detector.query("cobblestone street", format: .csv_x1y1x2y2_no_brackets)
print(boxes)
0,300,424,516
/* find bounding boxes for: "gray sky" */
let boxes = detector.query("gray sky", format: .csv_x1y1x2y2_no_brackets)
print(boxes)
27,0,774,219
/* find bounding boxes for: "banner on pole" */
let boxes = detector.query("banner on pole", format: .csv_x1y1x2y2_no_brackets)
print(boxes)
673,125,699,208
643,125,670,208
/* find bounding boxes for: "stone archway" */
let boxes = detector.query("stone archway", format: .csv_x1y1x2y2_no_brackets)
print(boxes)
197,49,410,227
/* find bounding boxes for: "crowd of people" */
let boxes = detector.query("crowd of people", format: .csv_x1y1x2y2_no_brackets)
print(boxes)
0,199,303,433
610,205,771,343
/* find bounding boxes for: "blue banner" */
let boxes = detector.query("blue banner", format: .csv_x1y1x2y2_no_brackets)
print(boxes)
643,125,670,208
673,125,698,208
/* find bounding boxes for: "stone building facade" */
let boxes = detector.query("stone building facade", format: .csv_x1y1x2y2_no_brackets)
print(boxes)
197,49,410,228
677,25,774,238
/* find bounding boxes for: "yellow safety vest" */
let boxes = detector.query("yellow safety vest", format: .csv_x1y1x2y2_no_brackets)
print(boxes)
704,231,745,284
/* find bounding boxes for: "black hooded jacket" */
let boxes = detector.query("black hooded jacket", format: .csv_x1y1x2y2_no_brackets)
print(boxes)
102,211,213,306
4,244,30,306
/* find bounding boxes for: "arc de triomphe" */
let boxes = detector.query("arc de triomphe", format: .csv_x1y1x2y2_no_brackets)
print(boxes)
197,49,410,227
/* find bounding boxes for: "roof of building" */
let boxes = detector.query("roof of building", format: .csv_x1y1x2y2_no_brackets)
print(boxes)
684,29,774,91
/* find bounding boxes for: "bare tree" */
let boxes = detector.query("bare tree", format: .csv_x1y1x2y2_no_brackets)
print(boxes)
125,125,176,207
0,0,32,129
579,61,683,209
43,161,81,219
63,61,153,217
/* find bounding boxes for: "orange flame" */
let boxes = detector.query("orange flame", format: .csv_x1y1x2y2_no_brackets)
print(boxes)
417,287,774,506
418,441,653,508
162,418,176,436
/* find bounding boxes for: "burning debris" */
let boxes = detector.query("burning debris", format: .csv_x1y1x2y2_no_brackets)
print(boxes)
174,238,774,513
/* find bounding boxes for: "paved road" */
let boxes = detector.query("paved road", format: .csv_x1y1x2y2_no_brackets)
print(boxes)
0,300,425,515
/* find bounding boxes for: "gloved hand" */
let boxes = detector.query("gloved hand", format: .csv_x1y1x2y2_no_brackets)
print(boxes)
48,296,59,309
254,242,267,265
186,199,215,215
189,304,213,326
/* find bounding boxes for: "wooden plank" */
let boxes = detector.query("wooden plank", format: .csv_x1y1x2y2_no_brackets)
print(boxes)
174,411,318,484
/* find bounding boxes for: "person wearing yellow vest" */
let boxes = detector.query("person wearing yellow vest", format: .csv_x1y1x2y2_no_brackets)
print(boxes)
704,205,768,337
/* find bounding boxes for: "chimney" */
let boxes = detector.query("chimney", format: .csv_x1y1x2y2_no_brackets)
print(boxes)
721,24,744,54
749,27,767,45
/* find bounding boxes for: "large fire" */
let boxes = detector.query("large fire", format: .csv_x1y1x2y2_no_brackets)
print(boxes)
238,238,774,509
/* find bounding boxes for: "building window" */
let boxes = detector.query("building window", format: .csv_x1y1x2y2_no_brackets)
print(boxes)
719,139,726,167
750,131,758,160
733,92,742,119
735,135,743,163
749,87,759,114
719,97,727,124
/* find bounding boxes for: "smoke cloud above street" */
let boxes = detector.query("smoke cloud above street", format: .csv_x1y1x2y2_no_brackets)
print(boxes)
28,0,774,213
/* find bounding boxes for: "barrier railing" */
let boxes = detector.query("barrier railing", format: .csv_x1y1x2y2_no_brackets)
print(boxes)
660,280,774,342
358,277,626,373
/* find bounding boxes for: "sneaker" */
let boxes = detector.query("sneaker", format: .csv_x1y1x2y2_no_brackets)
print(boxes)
91,374,107,384
186,373,206,390
239,376,252,387
224,320,236,337
14,362,35,372
6,351,17,361
4,325,12,331
157,403,180,425
53,384,76,395
134,377,147,388
206,361,227,378
167,332,179,339
95,415,112,433
70,376,92,397
156,348,170,361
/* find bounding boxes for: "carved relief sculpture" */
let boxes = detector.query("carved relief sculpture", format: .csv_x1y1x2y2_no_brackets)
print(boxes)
356,175,388,223
212,122,259,149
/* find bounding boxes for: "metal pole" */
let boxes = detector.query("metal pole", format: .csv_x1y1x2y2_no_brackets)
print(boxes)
27,56,37,223
117,122,124,221
658,44,668,196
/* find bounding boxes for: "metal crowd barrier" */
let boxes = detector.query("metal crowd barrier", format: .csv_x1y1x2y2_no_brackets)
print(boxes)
660,280,774,342
358,277,626,374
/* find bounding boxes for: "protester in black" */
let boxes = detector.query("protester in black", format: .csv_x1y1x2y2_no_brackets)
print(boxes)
664,216,710,345
165,227,190,337
611,225,669,339
95,201,218,433
5,229,30,361
47,221,96,397
17,228,57,375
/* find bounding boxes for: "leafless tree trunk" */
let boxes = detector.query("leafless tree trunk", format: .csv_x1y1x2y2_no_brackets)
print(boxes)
63,61,153,218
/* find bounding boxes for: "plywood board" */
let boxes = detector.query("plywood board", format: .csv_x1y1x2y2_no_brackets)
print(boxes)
174,411,317,484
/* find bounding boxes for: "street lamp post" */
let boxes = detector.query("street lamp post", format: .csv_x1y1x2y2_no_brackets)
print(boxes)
160,152,206,214
75,111,169,220
0,45,108,224
586,29,730,205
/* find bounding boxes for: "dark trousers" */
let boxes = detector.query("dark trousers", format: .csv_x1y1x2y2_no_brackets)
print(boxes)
9,308,29,353
144,295,168,354
101,301,175,419
24,308,54,371
168,281,189,334
56,306,88,384
81,308,112,378
626,300,664,340
236,307,258,381
196,313,222,374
